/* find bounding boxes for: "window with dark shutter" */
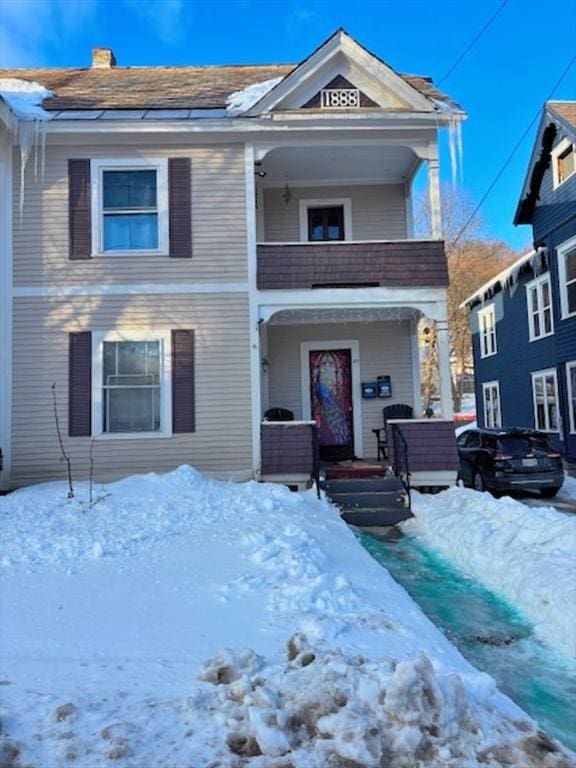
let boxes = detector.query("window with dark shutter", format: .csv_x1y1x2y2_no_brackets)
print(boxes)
169,158,192,258
172,330,195,432
69,332,92,436
68,160,92,260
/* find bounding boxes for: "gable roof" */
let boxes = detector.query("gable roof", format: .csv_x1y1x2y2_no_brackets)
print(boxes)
0,29,461,116
514,100,576,225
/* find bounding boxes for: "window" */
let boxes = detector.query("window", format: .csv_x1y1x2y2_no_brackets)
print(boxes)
531,369,559,432
478,304,497,358
92,330,172,438
552,138,576,188
308,206,345,241
299,198,352,242
482,381,501,429
91,159,168,255
557,236,576,318
526,274,554,340
567,361,576,434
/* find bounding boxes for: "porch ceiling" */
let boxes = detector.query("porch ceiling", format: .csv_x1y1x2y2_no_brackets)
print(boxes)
260,144,418,184
265,306,420,325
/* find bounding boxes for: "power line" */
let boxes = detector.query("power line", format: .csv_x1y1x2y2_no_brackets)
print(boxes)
451,52,576,246
437,0,509,87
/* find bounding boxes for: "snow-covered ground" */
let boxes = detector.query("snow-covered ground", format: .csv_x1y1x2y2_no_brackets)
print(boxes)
406,487,576,660
1,468,573,767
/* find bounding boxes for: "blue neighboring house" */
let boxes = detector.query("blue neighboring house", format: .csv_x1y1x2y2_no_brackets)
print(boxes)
464,101,576,471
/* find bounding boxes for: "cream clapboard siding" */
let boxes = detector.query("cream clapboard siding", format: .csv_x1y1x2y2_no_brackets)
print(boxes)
12,144,247,286
11,294,252,486
262,185,407,242
265,321,414,457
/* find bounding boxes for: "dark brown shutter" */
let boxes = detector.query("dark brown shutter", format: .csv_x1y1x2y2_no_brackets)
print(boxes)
69,332,92,437
68,159,92,260
168,158,192,258
172,330,195,433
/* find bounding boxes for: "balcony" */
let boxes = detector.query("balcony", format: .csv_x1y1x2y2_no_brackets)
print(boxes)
256,240,448,291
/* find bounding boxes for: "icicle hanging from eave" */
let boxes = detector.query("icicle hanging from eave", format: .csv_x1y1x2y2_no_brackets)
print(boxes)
0,79,54,223
432,99,464,187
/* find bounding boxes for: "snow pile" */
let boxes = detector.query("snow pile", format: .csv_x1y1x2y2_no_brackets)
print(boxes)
226,76,283,115
558,474,576,502
0,78,53,217
1,467,573,765
405,487,576,658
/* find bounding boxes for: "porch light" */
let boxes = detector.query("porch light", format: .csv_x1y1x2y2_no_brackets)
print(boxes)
282,184,292,206
261,357,270,373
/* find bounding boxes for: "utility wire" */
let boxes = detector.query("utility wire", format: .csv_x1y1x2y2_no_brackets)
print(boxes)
437,0,509,86
451,52,576,246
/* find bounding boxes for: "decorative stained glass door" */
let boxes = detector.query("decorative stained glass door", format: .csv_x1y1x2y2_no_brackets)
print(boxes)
309,349,354,460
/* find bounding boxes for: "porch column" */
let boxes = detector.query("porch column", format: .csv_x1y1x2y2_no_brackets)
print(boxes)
437,318,454,419
427,157,442,240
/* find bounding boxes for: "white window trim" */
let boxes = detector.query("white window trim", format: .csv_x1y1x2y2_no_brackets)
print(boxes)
531,368,560,433
91,329,173,440
557,234,576,319
551,137,576,189
298,197,353,242
566,360,576,434
482,380,501,429
526,273,554,341
90,157,169,257
478,304,497,358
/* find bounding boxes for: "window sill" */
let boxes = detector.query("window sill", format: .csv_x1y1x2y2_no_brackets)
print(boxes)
480,351,497,359
93,251,170,258
93,431,173,441
553,171,576,190
528,331,554,342
560,311,576,320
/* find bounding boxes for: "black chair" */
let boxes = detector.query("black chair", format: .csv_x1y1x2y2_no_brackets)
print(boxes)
264,408,294,422
372,404,413,461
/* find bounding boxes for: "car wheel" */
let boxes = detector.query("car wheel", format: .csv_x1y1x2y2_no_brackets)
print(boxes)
473,471,486,492
541,486,561,498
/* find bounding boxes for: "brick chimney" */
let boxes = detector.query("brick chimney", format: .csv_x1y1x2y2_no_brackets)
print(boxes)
91,48,117,69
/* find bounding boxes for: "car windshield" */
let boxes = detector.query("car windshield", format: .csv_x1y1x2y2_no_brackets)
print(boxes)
496,435,551,455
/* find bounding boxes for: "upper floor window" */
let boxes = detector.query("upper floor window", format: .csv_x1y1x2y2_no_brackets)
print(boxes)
526,274,553,340
308,206,345,241
557,235,576,318
299,197,352,242
552,138,576,188
478,304,497,358
567,361,576,435
531,368,559,432
91,158,169,256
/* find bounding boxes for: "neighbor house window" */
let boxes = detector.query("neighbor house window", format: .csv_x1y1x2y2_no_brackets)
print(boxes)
526,274,554,340
92,331,172,437
557,236,576,318
482,381,501,429
478,304,497,358
567,361,576,434
91,158,168,255
552,138,576,187
532,369,559,432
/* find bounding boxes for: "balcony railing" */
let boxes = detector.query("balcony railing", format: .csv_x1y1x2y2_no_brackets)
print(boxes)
257,240,448,291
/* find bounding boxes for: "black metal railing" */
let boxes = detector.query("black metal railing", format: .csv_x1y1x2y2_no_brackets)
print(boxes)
391,423,411,509
311,424,321,498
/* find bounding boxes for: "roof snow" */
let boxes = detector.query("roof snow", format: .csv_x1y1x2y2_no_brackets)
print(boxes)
0,78,53,121
226,76,284,115
461,247,547,309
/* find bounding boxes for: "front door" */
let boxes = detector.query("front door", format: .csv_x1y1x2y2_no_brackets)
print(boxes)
309,349,354,460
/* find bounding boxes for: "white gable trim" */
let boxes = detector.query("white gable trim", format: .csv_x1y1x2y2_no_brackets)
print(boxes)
246,30,434,117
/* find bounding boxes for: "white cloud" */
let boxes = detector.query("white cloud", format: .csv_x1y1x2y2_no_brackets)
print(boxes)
123,0,186,44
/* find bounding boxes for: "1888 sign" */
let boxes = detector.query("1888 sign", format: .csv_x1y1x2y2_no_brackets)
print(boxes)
320,89,360,108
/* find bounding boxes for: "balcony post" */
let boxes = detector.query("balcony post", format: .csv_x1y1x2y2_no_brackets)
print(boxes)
437,318,453,419
427,157,442,239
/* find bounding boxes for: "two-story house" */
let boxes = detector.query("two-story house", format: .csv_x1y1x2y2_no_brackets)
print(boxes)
464,101,576,471
0,30,463,495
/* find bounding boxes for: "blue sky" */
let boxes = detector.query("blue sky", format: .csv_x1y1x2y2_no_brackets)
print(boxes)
1,0,575,250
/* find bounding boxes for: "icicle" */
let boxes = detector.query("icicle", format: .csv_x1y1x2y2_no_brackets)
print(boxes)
431,99,464,187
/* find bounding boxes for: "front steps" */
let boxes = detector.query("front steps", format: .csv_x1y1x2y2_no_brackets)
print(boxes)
321,475,412,526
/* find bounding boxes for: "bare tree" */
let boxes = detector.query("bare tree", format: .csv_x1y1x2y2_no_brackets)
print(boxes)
51,382,74,499
416,186,523,412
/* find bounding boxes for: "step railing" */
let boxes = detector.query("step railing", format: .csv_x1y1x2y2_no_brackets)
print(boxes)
390,422,411,509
